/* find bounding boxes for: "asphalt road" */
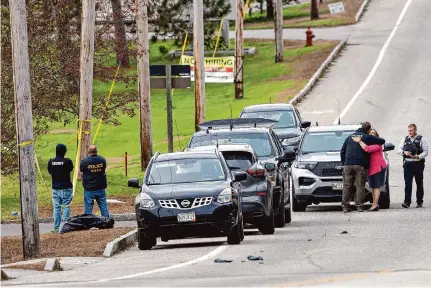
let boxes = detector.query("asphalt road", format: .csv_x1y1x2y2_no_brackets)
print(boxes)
3,0,431,286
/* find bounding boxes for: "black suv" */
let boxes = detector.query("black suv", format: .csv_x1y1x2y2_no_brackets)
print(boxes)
239,104,311,149
187,118,296,229
128,150,247,250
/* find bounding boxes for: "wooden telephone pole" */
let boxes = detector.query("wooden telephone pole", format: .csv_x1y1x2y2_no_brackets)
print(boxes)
10,0,40,259
136,0,153,169
234,0,244,99
79,0,96,161
193,0,205,131
274,0,284,62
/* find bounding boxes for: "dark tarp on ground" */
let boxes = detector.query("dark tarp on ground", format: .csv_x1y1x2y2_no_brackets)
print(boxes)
60,214,114,234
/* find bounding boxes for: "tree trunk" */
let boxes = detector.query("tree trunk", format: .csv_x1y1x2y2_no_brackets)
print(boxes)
111,0,130,67
274,0,283,62
266,0,274,19
311,0,319,20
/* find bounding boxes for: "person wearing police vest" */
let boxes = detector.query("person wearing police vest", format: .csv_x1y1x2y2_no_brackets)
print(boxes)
398,124,428,208
48,143,74,233
80,145,110,217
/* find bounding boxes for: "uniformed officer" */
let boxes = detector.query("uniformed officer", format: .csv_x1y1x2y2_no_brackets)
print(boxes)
48,144,74,232
398,124,428,208
80,145,110,217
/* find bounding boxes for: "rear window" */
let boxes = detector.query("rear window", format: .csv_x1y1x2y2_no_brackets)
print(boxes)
189,133,275,158
222,151,254,171
241,110,296,128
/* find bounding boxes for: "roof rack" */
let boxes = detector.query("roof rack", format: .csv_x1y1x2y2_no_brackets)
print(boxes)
199,118,277,131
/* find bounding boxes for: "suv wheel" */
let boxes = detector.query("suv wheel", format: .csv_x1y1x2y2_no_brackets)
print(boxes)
379,175,390,209
285,205,292,223
274,190,286,228
138,229,155,250
258,211,275,235
292,185,307,212
227,215,244,244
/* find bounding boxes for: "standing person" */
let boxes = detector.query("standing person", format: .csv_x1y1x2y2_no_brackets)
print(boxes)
352,129,387,211
48,144,74,232
340,122,385,213
80,145,110,217
398,124,428,208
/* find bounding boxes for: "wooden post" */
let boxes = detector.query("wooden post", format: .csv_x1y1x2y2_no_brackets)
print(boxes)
274,0,284,62
79,0,96,162
9,0,40,259
235,0,244,99
136,0,153,170
166,65,174,153
124,152,128,176
193,0,205,131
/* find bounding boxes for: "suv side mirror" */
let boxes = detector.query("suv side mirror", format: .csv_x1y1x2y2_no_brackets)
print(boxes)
128,178,140,188
264,162,276,172
301,120,311,129
233,171,247,182
383,143,395,152
279,148,296,164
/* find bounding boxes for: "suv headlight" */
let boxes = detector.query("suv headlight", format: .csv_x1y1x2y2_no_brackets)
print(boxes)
294,162,317,170
282,136,301,146
135,193,155,208
217,188,232,204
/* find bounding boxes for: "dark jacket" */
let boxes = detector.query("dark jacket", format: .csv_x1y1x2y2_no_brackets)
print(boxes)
341,128,386,168
47,144,74,190
80,154,107,191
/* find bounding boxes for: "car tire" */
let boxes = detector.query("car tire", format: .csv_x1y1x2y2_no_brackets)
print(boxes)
292,185,307,212
138,229,155,250
274,190,286,228
227,215,244,245
379,174,390,209
285,205,292,223
258,212,275,235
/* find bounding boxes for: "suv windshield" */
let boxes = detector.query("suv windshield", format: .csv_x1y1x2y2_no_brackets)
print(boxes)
300,131,354,154
241,110,296,128
189,133,275,158
147,158,225,185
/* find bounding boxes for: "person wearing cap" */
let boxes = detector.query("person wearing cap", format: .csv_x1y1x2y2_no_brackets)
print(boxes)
79,145,110,217
48,144,74,232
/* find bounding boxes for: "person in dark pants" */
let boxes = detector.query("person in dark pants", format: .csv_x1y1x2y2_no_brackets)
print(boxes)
48,144,74,232
398,124,428,208
340,122,386,213
80,145,110,217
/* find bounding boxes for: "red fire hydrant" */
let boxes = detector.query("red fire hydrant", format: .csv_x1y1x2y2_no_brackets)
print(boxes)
305,27,315,47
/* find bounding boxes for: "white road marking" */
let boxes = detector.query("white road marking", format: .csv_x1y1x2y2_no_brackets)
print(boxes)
333,0,413,124
95,245,228,283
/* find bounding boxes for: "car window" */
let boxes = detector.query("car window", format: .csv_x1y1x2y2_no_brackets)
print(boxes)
221,151,254,171
146,158,225,185
294,108,302,122
189,133,275,158
240,110,297,129
300,131,355,154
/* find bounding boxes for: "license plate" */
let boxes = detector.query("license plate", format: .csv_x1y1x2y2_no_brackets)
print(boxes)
177,212,196,223
332,182,343,190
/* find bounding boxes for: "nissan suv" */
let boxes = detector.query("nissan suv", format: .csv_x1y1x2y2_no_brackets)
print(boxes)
291,125,395,211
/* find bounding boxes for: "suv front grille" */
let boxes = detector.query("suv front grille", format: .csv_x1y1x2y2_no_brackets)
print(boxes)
159,197,213,209
311,162,343,177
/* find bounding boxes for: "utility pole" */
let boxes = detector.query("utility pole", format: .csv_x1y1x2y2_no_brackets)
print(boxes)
274,0,284,62
10,0,40,259
193,0,205,131
234,0,244,99
79,0,96,161
136,0,153,170
166,65,173,153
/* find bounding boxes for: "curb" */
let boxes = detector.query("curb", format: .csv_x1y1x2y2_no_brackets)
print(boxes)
289,40,347,106
1,270,10,280
103,228,137,257
44,258,62,271
355,0,371,22
1,213,136,224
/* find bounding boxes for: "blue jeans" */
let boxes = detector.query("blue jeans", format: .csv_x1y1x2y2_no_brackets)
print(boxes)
84,189,110,217
52,188,73,231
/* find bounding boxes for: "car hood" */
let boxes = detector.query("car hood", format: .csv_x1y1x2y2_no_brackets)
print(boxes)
143,181,228,199
273,127,301,139
297,152,341,162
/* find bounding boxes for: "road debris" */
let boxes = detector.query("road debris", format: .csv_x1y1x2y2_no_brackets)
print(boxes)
214,258,233,263
247,255,263,261
340,231,348,234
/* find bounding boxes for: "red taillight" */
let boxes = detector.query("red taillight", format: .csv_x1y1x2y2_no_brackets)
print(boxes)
256,191,267,196
247,166,265,177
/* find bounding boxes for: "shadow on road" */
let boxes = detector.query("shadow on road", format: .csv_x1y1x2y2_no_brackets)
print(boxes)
153,240,225,250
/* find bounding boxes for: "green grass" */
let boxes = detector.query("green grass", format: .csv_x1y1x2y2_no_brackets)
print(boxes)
0,40,335,221
244,3,311,23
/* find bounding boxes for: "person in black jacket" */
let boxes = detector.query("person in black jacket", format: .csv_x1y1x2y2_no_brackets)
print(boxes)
340,122,385,213
48,144,74,232
80,145,110,217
